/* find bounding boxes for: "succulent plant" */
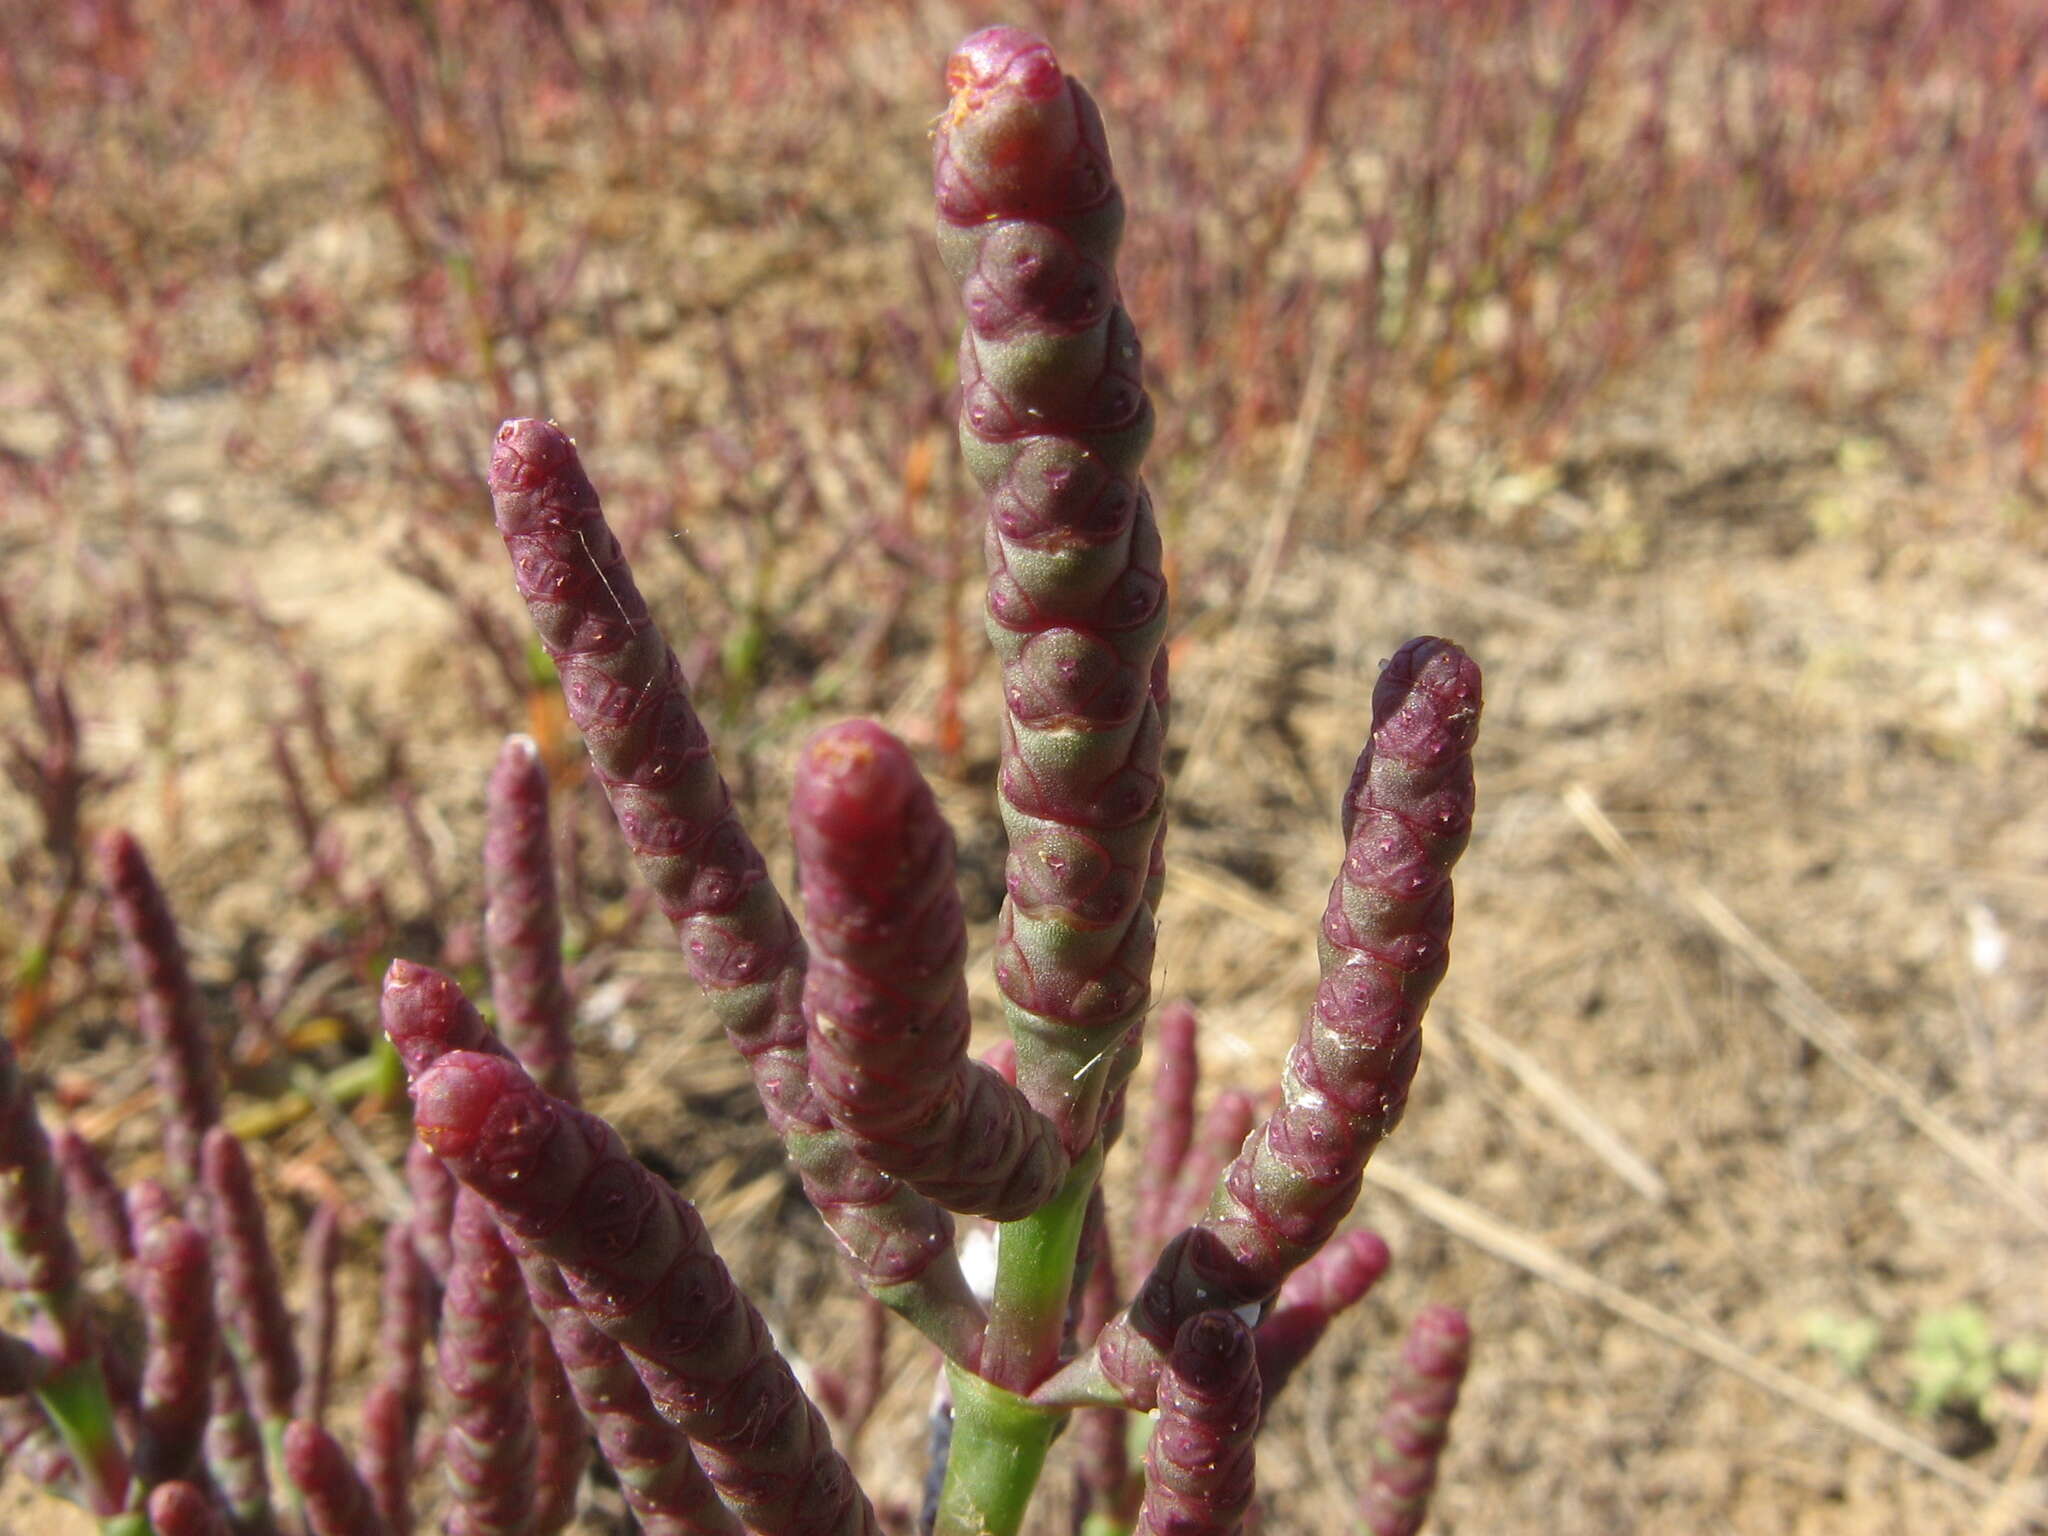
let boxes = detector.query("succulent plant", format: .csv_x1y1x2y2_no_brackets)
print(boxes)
0,24,1477,1536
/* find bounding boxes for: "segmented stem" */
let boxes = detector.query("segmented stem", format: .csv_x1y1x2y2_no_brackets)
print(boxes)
937,25,1168,1156
1132,1312,1260,1536
795,719,1066,1222
1360,1306,1471,1536
98,830,221,1193
488,420,977,1337
133,1214,218,1488
285,1419,395,1536
484,734,580,1104
1069,639,1481,1409
439,1190,538,1536
414,1048,880,1536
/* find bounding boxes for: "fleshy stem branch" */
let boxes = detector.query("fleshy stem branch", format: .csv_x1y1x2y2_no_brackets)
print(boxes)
932,24,1164,1523
936,26,1168,1161
488,417,985,1365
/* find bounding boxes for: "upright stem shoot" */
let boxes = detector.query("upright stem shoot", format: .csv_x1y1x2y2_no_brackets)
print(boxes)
982,1144,1103,1392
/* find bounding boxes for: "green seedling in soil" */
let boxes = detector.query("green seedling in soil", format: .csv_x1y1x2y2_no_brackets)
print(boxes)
1908,1306,2044,1426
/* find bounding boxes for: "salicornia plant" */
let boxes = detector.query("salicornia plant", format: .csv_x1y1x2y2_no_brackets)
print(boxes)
0,25,1479,1536
476,24,1481,1532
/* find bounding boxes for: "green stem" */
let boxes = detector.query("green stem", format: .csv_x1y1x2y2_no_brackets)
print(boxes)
935,1363,1063,1536
870,1275,986,1372
982,1143,1102,1392
261,1414,304,1531
34,1354,129,1516
933,1144,1104,1532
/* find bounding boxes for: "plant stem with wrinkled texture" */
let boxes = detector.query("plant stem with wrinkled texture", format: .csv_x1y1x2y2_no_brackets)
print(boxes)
794,719,1066,1224
933,21,1168,1420
1133,1312,1260,1536
1360,1306,1472,1536
936,24,1167,1166
487,418,982,1359
411,1047,882,1536
483,734,580,1104
1064,638,1480,1411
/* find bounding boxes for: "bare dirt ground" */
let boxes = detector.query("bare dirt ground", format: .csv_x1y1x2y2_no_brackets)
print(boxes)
3,12,2045,1536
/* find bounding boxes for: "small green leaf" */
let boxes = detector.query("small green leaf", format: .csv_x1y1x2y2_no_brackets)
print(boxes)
1909,1305,2000,1418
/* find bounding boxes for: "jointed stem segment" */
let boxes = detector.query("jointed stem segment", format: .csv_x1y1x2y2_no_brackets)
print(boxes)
937,25,1168,1160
